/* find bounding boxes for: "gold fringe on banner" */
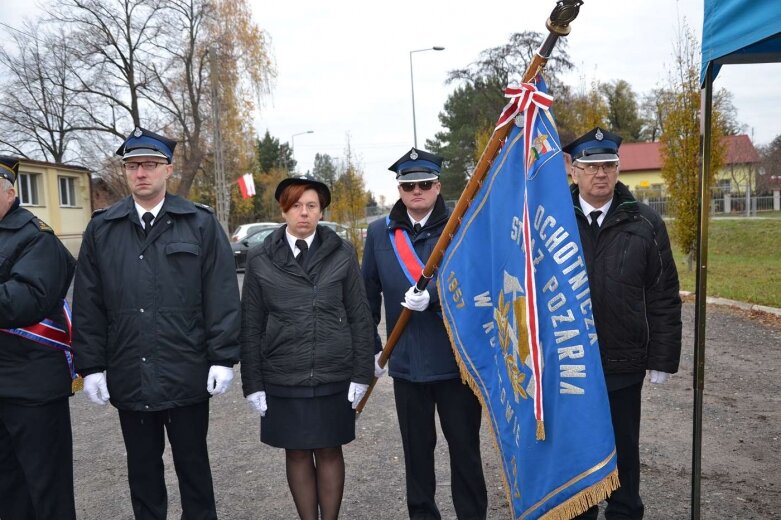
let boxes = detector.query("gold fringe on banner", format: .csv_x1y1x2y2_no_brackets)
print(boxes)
72,375,84,393
539,469,619,520
442,306,620,520
440,314,516,513
442,315,620,520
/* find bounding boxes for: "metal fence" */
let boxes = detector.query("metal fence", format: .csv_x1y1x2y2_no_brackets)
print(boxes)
642,193,780,217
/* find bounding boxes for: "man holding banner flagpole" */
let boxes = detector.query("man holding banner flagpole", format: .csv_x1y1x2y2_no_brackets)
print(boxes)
362,148,488,520
564,128,682,520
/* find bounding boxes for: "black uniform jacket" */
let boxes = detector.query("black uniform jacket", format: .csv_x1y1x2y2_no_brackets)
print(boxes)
240,224,374,395
72,194,240,411
572,182,682,378
0,201,76,405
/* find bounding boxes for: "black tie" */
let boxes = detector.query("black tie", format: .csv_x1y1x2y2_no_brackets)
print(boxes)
295,239,308,266
142,212,154,236
413,223,422,235
589,210,602,240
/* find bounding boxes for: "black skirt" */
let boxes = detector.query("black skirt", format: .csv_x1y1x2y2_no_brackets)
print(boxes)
260,381,355,449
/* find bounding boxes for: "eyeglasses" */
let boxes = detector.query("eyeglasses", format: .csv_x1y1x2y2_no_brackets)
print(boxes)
123,161,167,171
399,181,436,192
573,163,619,175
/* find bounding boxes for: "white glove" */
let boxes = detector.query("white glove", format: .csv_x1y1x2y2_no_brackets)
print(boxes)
648,370,670,384
374,352,388,378
400,286,430,312
246,391,267,416
347,382,369,409
83,372,110,405
206,365,234,395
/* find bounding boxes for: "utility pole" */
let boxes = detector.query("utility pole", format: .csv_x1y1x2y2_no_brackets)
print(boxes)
209,46,230,234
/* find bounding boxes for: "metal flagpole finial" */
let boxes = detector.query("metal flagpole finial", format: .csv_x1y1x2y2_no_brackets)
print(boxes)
546,0,584,36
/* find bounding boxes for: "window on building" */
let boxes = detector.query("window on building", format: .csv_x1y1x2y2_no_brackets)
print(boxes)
717,179,732,193
18,173,40,206
59,176,77,207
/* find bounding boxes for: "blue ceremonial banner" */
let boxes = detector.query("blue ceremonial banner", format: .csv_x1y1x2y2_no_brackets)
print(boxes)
438,78,618,519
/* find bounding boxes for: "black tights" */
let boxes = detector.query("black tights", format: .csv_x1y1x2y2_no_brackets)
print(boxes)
285,446,345,520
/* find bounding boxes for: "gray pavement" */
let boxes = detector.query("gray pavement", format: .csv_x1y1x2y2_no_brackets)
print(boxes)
65,277,781,519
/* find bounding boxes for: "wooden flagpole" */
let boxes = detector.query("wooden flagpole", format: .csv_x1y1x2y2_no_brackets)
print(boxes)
356,0,585,415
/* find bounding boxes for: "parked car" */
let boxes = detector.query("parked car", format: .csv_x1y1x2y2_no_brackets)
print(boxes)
320,221,349,240
230,221,279,243
232,224,281,271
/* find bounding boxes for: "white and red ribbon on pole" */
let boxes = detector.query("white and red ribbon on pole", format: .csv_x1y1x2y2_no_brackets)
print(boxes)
498,79,555,440
494,81,554,130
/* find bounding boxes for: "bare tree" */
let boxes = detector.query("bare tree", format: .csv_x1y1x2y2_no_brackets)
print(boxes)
0,24,83,162
51,0,165,137
52,0,273,197
0,0,273,199
142,0,212,196
148,0,274,198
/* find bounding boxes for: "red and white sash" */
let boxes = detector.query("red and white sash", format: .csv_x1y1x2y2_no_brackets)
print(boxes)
1,300,79,384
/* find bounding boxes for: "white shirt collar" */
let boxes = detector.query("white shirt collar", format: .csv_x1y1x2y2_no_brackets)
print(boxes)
579,196,612,226
407,209,433,228
135,199,165,226
286,230,315,255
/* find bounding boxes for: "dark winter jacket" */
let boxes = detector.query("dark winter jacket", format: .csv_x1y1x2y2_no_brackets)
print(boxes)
239,224,374,395
0,201,76,405
572,182,682,378
72,194,241,411
362,195,459,383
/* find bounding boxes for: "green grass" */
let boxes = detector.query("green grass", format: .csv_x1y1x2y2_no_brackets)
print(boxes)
672,217,781,308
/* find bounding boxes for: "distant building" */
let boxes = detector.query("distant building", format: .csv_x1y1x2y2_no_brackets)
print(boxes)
618,134,760,199
15,158,92,256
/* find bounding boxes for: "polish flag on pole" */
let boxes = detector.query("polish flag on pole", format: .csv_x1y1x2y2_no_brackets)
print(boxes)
238,173,256,198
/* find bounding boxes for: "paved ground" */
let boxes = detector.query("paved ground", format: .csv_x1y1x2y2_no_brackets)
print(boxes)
67,277,781,519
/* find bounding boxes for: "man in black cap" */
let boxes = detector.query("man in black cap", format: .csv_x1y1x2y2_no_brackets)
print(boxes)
72,128,241,520
362,148,487,519
0,156,77,520
564,128,682,520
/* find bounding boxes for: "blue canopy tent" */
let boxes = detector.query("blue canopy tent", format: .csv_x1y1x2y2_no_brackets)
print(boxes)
695,1,781,518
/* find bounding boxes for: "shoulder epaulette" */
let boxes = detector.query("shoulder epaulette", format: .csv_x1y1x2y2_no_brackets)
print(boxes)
194,202,214,213
34,218,54,233
91,207,108,218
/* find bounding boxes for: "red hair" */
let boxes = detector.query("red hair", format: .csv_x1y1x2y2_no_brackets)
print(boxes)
278,185,325,213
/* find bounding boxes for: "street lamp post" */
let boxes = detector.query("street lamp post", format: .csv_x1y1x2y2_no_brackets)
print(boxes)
409,46,444,148
291,130,314,172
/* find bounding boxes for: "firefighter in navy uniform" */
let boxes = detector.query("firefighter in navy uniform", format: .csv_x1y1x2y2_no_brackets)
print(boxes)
72,128,241,520
564,128,682,520
362,148,487,520
0,156,77,520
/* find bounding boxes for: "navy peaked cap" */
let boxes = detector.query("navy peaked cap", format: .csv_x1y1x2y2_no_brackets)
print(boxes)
0,156,19,184
562,127,622,163
388,147,443,182
116,127,177,163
